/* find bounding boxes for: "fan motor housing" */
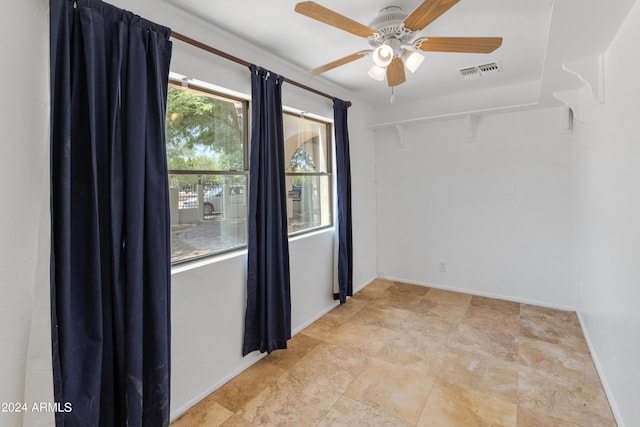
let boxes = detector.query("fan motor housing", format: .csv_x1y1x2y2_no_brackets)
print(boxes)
368,6,416,47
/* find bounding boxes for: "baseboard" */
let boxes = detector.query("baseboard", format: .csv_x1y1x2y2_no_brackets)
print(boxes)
378,274,624,425
170,351,265,422
169,289,347,423
292,300,340,336
171,275,625,426
352,275,378,295
378,274,577,312
576,312,625,427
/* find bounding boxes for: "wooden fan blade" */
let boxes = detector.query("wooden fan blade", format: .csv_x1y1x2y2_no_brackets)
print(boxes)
415,37,503,53
403,0,460,32
386,57,406,87
295,2,377,38
306,51,370,76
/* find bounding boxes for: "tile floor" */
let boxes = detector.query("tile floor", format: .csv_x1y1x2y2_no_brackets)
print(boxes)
171,279,617,426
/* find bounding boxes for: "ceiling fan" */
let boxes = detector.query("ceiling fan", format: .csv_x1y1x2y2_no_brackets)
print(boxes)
294,1,503,87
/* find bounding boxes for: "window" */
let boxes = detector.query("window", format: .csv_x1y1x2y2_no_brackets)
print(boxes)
166,83,248,263
284,113,332,234
166,81,333,264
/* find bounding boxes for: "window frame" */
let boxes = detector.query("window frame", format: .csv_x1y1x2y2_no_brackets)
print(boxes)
166,81,250,175
166,78,335,265
283,112,334,237
167,80,250,265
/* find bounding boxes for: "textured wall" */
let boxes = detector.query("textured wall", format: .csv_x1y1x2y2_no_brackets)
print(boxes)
0,1,50,426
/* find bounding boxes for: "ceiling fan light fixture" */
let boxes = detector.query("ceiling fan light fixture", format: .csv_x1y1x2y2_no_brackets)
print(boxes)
294,1,504,91
368,64,387,81
372,43,394,67
400,49,425,73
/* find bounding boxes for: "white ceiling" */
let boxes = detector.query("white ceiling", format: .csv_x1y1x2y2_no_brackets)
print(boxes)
167,0,637,112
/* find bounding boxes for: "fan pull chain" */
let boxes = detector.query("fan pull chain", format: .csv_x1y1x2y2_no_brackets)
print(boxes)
390,86,395,104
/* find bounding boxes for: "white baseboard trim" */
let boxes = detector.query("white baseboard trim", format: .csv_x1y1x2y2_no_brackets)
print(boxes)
170,351,265,422
292,301,340,336
378,274,624,426
378,274,577,312
353,275,379,295
170,287,352,423
576,312,625,427
172,275,625,426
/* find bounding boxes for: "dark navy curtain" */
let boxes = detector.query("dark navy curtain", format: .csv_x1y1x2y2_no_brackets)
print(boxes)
333,99,353,304
243,65,292,356
49,1,172,425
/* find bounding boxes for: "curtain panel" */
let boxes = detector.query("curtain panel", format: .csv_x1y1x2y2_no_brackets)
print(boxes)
243,65,292,356
333,99,353,304
49,0,173,425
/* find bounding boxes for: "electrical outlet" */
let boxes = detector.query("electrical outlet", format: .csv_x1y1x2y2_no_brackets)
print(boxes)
439,261,447,272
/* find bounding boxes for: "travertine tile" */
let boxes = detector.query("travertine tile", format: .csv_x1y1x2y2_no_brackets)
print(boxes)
352,278,394,301
413,288,472,323
219,414,254,427
345,358,434,424
519,305,588,352
290,342,370,393
262,332,322,370
401,311,458,342
461,296,520,335
518,365,616,426
449,323,519,363
368,278,396,291
323,297,369,322
417,380,517,427
471,296,521,315
299,315,341,341
375,328,447,378
387,281,430,296
171,401,233,427
209,359,286,412
439,347,519,403
516,406,581,427
323,320,393,355
236,371,340,426
371,286,425,311
424,288,473,306
173,281,616,427
520,304,580,324
518,336,599,383
356,304,411,330
317,395,412,427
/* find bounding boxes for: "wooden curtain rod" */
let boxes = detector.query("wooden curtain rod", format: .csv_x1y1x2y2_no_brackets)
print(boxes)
170,31,351,107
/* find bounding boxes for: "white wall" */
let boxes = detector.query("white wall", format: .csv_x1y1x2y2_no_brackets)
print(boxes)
105,0,378,420
571,1,640,425
8,1,636,426
375,107,576,308
169,230,337,415
0,1,50,427
0,1,376,425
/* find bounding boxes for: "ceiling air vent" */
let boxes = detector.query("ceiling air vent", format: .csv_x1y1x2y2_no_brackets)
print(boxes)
458,62,503,79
